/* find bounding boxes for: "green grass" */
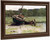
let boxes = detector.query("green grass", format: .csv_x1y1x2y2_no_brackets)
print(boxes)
22,30,39,33
5,23,46,34
5,16,46,24
5,17,13,24
5,16,46,34
24,16,46,22
5,28,18,34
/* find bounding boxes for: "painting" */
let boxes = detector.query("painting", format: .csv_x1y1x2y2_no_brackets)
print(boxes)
1,1,49,39
5,5,46,35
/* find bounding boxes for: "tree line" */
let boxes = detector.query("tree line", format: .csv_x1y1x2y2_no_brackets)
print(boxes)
5,8,46,17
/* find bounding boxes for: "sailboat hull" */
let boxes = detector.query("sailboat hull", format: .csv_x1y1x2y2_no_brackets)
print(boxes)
13,18,24,24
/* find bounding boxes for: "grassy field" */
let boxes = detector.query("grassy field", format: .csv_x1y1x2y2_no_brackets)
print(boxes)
24,16,46,22
5,16,46,34
5,16,46,24
5,23,46,34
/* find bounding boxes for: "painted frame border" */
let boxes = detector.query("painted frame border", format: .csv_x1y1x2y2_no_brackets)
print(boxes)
1,1,49,39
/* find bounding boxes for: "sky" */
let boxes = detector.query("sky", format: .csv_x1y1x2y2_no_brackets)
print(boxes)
5,5,46,11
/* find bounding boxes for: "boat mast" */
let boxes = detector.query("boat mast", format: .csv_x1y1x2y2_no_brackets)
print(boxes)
20,5,23,15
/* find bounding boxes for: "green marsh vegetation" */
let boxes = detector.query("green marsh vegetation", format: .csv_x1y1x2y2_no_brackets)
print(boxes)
5,8,46,24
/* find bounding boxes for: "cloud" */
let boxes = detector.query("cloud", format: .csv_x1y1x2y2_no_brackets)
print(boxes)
5,5,46,11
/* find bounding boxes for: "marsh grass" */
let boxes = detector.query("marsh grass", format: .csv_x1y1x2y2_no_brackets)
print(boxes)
5,23,46,35
5,16,46,24
5,16,46,35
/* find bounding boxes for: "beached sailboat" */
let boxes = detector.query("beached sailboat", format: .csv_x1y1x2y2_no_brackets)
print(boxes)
12,5,36,26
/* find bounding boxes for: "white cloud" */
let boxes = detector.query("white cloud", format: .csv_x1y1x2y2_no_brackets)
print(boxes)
23,6,46,10
5,5,46,11
5,5,22,11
